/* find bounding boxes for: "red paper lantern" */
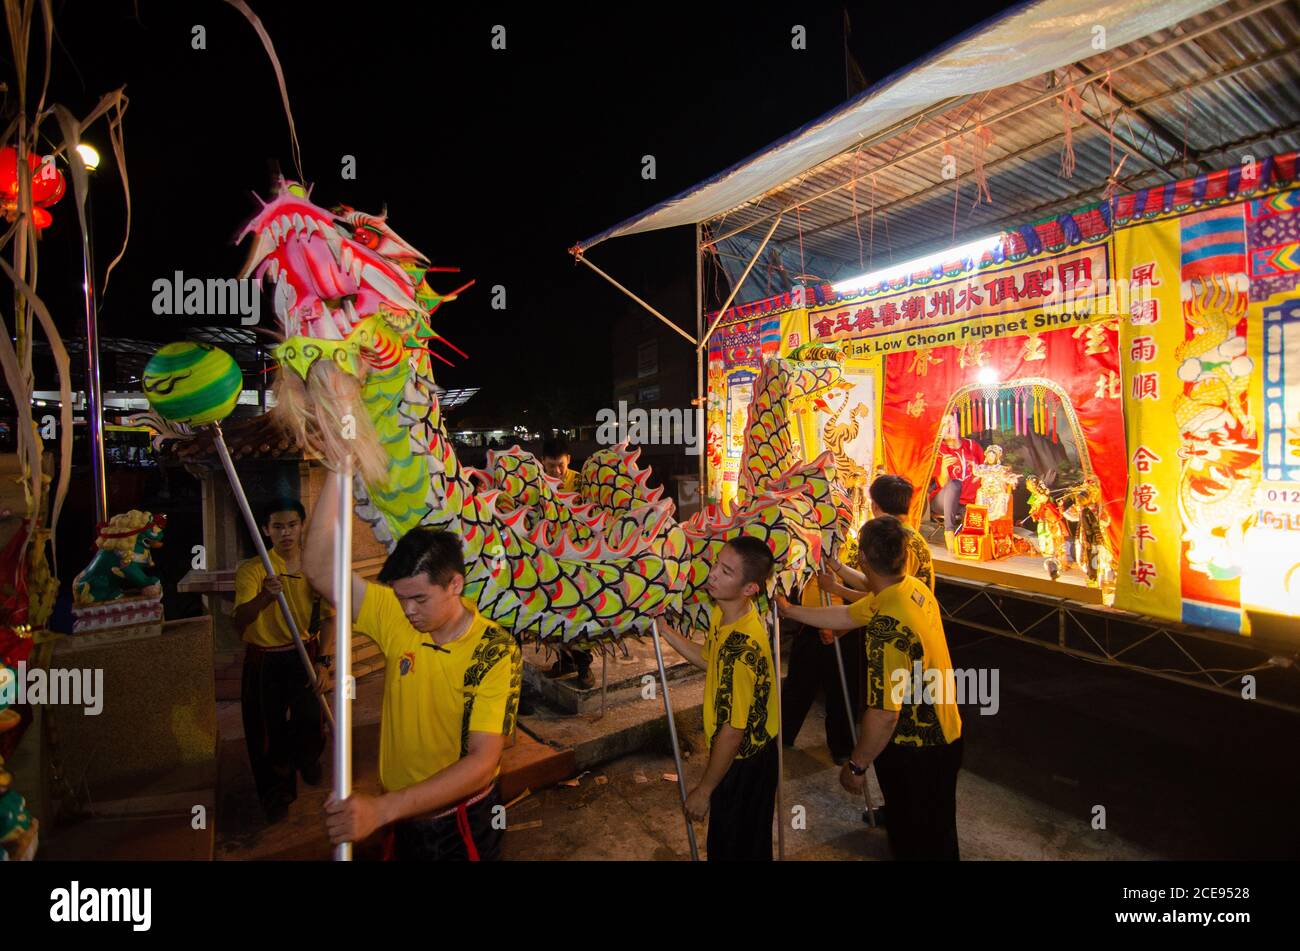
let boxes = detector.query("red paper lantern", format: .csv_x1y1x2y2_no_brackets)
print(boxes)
0,145,67,230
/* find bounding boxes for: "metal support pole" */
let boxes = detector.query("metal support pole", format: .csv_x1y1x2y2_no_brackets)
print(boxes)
333,457,355,862
822,590,877,826
698,214,781,349
831,634,877,828
573,254,696,345
210,422,333,728
649,619,699,861
695,223,706,496
768,606,786,860
80,183,108,525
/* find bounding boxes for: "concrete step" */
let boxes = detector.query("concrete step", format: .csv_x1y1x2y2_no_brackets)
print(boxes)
519,668,706,773
523,650,697,716
500,731,576,802
40,785,215,861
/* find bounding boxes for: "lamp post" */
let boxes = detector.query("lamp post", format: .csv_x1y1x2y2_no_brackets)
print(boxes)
75,143,107,526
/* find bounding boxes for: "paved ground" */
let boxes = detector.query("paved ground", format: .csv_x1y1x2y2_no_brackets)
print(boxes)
214,622,1300,861
499,703,1157,861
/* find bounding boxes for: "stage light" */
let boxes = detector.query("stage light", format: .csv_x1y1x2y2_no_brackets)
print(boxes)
75,144,100,172
831,233,1005,294
977,368,999,385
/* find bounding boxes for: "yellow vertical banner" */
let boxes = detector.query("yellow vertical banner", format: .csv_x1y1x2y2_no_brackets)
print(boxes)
1114,217,1185,622
1114,189,1300,635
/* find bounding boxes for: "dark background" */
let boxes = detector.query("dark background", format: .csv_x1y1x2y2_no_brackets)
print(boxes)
25,0,1017,423
12,0,1017,613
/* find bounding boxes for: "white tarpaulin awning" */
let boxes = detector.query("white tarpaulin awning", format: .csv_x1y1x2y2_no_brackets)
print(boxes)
574,0,1229,252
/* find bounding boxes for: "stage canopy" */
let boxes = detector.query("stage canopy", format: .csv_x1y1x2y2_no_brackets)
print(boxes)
575,0,1299,304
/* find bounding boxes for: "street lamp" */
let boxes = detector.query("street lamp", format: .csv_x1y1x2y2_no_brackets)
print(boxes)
75,142,108,525
74,144,100,172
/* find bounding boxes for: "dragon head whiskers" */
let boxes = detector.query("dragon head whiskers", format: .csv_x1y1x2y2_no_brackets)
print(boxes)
273,357,390,486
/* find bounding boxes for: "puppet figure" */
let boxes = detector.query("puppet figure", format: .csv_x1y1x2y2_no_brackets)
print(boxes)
1026,476,1071,580
931,415,984,552
972,444,1020,521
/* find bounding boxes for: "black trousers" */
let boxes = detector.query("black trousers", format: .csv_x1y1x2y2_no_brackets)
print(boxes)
706,739,779,861
873,736,964,860
782,623,863,758
240,642,324,816
557,646,592,675
390,786,504,861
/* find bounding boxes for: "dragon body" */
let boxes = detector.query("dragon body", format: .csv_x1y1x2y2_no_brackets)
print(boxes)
245,182,852,642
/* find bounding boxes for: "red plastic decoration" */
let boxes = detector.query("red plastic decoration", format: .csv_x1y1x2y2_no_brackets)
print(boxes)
0,146,66,231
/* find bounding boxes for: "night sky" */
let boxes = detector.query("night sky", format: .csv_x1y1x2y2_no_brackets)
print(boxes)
32,0,1016,420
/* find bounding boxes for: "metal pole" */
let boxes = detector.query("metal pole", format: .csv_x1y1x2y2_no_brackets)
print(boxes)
831,632,877,828
768,606,786,860
333,457,355,861
210,422,333,728
573,254,697,345
695,223,706,497
698,214,781,350
80,182,108,525
821,587,879,827
649,618,699,861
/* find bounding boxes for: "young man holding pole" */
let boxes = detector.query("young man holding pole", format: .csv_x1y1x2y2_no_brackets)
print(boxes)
822,474,935,599
305,474,521,861
234,497,329,823
778,517,963,860
658,536,780,861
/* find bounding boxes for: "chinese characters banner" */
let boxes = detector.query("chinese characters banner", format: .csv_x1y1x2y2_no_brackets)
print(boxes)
705,310,799,507
807,242,1114,355
1115,188,1300,635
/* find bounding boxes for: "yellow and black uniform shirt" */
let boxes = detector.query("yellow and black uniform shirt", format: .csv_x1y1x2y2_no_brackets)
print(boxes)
904,524,935,592
848,576,962,747
234,550,323,648
702,603,779,760
355,586,522,794
558,469,581,494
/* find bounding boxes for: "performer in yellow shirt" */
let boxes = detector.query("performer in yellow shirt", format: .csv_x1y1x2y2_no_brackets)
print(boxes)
779,516,963,860
233,497,329,823
658,537,780,861
822,473,935,599
305,475,521,861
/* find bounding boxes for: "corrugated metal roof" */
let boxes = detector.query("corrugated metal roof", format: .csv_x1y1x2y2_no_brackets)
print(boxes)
708,0,1299,298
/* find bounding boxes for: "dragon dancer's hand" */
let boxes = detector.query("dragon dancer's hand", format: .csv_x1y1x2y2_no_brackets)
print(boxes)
684,785,711,822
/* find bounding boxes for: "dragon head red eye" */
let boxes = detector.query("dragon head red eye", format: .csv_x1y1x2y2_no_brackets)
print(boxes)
355,227,379,249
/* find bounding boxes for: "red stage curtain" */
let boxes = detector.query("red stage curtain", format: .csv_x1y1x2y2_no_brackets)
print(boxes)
883,323,1126,552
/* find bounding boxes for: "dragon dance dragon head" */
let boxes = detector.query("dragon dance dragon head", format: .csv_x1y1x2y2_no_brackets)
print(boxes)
238,180,429,342
238,180,467,484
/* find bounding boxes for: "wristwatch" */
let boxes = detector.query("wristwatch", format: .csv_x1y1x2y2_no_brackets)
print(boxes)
846,759,868,777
